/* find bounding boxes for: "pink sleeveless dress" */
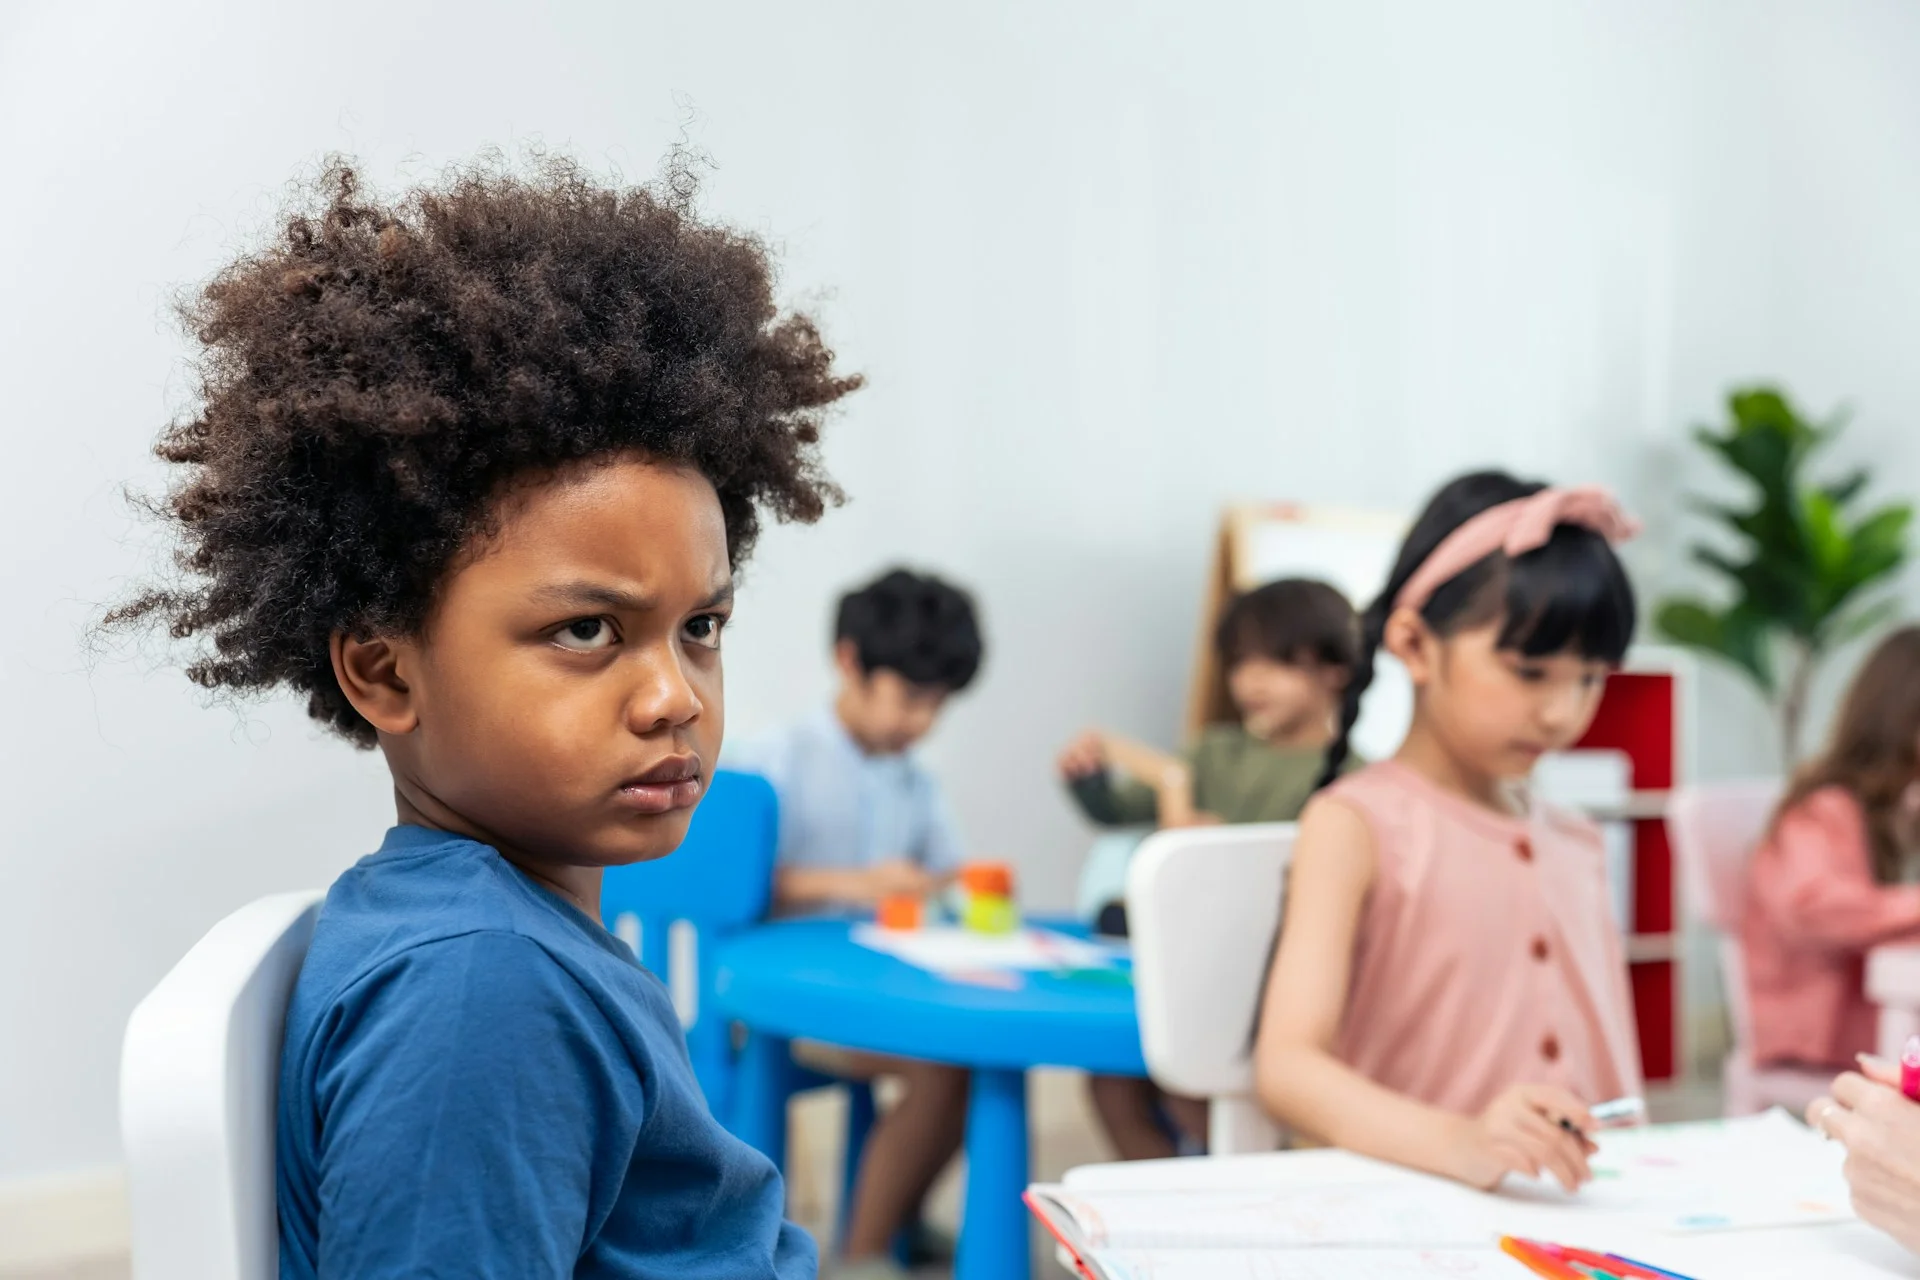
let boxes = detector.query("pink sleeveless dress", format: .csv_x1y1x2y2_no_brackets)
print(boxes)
1318,760,1643,1115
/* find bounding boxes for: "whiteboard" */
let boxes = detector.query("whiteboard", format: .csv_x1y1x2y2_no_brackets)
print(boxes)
1230,506,1411,764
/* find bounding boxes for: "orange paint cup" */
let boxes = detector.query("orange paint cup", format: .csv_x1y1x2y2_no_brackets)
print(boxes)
876,894,923,931
958,862,1014,898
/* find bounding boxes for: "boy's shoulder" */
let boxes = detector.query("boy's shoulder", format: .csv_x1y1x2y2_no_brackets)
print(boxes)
297,827,633,1011
726,708,851,778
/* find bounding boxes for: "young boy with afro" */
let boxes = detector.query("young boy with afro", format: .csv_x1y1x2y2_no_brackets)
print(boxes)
112,155,860,1278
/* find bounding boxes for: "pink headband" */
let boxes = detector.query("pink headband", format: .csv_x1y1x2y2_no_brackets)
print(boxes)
1393,485,1641,613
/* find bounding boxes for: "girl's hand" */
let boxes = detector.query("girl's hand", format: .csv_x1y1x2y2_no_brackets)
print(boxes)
1810,1063,1920,1256
1058,730,1108,780
1452,1084,1598,1192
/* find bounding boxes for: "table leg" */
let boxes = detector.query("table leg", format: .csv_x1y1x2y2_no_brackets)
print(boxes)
957,1067,1031,1280
732,1029,792,1172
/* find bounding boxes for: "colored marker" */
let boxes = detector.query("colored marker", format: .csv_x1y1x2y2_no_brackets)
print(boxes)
1589,1095,1646,1127
1557,1094,1646,1138
1526,1241,1685,1280
1901,1034,1920,1102
1499,1238,1583,1280
1604,1253,1700,1280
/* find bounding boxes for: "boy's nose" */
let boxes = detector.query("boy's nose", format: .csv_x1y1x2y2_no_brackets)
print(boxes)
623,649,704,733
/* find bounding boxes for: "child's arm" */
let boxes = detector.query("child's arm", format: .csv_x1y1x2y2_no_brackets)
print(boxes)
1098,733,1217,828
311,933,637,1275
1058,729,1166,826
774,861,941,909
1252,800,1597,1191
1752,791,1920,949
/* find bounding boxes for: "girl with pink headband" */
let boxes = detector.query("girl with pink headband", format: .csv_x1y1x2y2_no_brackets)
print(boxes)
1252,470,1643,1192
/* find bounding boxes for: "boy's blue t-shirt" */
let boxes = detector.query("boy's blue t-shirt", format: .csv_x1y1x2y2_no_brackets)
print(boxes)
276,825,816,1280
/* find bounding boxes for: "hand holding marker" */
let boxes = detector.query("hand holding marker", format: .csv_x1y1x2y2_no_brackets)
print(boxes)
1556,1094,1646,1139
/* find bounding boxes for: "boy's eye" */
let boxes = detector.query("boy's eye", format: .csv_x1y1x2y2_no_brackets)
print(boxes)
553,617,616,652
684,614,727,650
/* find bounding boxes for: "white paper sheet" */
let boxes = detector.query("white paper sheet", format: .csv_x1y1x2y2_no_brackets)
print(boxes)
1035,1182,1500,1251
850,923,1114,974
1083,1247,1512,1280
1494,1108,1853,1233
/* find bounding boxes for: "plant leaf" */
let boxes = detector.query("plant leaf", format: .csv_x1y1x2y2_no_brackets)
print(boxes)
1655,598,1777,694
1823,468,1870,509
1823,597,1903,649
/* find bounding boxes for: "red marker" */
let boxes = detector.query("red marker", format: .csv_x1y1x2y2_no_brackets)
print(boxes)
1901,1034,1920,1102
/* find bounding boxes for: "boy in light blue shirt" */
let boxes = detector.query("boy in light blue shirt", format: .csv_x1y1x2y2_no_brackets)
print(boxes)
730,568,984,1280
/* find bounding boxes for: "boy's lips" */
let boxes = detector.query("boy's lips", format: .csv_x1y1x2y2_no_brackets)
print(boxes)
615,756,704,815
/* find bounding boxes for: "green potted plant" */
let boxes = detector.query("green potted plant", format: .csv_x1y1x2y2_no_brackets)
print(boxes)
1656,386,1912,766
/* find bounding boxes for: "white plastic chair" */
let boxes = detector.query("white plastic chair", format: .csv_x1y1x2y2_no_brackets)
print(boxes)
1127,822,1296,1155
121,890,325,1280
1667,781,1829,1115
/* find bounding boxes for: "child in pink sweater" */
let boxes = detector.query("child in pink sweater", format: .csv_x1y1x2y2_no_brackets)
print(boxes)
1744,626,1920,1068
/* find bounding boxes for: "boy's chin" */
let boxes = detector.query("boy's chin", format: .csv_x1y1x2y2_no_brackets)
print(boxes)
592,809,700,865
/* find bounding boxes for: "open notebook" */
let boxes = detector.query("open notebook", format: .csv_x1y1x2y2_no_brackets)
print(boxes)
1027,1110,1864,1280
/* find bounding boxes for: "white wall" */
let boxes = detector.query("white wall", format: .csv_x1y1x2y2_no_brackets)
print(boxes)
3,0,1917,1183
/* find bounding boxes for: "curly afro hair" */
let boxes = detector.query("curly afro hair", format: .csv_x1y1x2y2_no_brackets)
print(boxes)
111,152,861,747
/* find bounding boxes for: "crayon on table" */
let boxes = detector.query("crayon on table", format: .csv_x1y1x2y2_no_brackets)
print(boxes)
1603,1252,1700,1280
1498,1237,1584,1280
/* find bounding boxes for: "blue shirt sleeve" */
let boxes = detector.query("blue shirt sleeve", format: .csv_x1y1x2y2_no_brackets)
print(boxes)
916,772,967,874
310,932,643,1279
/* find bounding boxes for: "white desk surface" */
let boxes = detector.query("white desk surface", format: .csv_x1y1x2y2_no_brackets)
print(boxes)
1059,1142,1920,1279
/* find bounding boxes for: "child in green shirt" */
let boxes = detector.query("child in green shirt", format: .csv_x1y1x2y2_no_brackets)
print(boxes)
1060,577,1360,835
1057,576,1359,1159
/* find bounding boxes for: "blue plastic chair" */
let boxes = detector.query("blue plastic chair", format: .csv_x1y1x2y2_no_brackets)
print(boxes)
599,769,877,1237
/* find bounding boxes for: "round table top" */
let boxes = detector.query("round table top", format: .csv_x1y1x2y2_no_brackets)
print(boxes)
712,917,1148,1075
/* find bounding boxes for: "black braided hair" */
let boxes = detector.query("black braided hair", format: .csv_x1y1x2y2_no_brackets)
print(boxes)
1313,470,1638,789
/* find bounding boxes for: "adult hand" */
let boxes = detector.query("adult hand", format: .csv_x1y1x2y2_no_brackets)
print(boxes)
1057,730,1108,780
1809,1060,1920,1256
1451,1083,1597,1192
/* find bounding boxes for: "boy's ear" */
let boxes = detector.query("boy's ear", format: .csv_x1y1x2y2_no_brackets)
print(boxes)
1318,661,1353,695
330,631,421,736
1381,607,1436,685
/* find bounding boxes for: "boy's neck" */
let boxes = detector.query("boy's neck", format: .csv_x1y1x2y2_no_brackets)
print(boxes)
393,783,605,920
832,690,887,757
1393,719,1521,816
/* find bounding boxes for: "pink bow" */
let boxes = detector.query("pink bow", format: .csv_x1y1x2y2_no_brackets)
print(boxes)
1394,485,1640,614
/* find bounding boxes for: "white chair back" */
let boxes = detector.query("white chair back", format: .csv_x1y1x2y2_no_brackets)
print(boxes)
1127,822,1296,1154
121,891,325,1280
1666,780,1831,1114
1668,780,1782,1053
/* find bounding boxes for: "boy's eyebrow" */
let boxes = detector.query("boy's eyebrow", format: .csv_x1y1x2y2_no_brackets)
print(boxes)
532,580,735,612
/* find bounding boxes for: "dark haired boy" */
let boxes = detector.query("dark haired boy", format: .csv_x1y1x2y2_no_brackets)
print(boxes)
114,156,859,1278
730,567,983,1279
1057,576,1359,1160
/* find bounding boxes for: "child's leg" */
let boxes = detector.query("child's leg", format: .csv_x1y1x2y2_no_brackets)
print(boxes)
1161,1091,1212,1152
1087,1073,1178,1161
843,1058,969,1259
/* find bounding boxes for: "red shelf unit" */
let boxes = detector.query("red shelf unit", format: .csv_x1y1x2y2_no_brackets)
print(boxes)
1574,654,1687,1083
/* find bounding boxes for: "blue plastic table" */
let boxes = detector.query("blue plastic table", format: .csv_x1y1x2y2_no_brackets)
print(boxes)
712,918,1145,1280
